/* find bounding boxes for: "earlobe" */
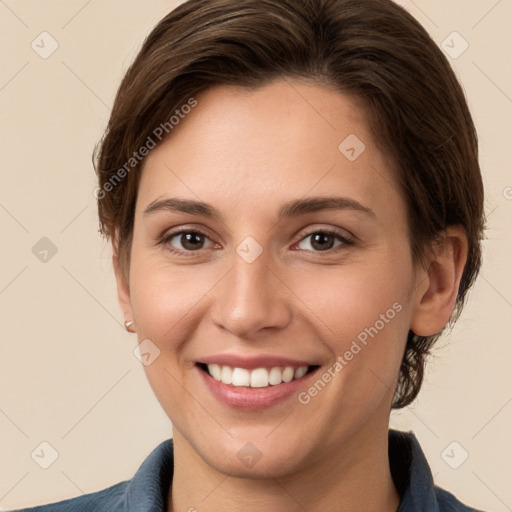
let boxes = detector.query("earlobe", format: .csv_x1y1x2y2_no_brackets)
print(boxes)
410,226,468,337
124,320,136,333
113,247,135,332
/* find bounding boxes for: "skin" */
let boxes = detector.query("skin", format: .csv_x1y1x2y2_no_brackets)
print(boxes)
114,79,468,512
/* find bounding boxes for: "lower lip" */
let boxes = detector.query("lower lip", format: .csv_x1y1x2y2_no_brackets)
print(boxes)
196,365,319,410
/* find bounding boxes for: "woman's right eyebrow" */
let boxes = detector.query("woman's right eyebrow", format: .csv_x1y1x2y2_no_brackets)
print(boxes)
143,196,376,221
144,197,221,220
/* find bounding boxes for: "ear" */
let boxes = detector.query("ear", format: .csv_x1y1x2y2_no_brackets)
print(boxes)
113,244,135,332
410,226,468,337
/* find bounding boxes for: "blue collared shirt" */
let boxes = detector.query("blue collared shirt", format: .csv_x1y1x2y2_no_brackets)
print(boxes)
10,430,485,511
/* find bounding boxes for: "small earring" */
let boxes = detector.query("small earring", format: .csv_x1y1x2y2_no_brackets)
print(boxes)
124,320,136,333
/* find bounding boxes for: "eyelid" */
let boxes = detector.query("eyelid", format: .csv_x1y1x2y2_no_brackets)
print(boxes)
157,224,214,243
294,224,355,244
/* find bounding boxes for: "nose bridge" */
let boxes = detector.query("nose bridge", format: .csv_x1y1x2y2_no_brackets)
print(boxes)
211,240,291,338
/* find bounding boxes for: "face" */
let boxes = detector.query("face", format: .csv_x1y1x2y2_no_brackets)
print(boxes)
118,79,423,478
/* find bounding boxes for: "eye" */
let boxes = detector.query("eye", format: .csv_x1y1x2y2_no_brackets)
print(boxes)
161,229,215,256
295,229,353,252
159,227,354,257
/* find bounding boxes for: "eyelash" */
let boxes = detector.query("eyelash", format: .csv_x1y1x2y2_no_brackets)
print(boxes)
158,227,355,258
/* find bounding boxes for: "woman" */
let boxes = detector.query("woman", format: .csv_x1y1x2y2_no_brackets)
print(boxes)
12,0,486,510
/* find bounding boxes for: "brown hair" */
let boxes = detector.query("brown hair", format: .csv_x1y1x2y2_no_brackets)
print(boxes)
94,0,485,408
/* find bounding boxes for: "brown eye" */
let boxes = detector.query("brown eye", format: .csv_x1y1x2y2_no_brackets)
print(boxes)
296,230,353,252
162,230,214,255
175,232,205,250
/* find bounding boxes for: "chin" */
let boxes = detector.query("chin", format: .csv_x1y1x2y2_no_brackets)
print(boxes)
191,430,314,480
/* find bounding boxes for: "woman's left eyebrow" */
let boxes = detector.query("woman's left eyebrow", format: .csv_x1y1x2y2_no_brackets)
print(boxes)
278,196,376,219
143,196,376,221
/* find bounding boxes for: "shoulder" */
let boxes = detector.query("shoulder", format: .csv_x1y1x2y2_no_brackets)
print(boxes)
7,438,174,512
8,481,128,511
435,485,487,512
390,430,488,512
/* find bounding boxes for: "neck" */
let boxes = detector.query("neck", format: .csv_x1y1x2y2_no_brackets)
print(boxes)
168,423,400,512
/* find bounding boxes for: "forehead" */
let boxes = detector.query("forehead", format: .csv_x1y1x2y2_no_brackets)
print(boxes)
137,79,403,224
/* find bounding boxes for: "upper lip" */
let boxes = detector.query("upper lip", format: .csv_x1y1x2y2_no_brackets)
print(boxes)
197,354,315,370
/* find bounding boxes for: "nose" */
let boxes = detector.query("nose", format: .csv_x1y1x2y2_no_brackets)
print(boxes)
209,247,293,340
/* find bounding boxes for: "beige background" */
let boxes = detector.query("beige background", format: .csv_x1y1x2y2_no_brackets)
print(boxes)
0,0,511,510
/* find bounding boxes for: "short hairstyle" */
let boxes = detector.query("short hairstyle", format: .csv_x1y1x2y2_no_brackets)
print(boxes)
94,0,485,408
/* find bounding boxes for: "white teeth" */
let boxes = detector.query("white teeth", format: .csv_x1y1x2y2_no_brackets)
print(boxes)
208,363,221,381
232,367,250,386
294,366,308,379
268,367,282,385
250,368,269,388
206,364,309,387
281,367,294,383
221,365,233,385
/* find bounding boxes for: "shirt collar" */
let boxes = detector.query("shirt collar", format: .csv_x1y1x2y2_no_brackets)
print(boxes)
124,438,173,511
123,429,441,511
390,429,441,511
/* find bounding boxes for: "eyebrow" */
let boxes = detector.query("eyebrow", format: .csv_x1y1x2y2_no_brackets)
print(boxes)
143,196,376,221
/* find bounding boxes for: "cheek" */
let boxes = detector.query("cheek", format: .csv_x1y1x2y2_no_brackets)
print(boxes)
129,249,213,341
129,237,414,353
291,249,412,337
287,248,413,387
127,251,213,413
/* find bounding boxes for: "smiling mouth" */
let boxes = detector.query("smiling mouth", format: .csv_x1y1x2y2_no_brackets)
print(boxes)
197,363,319,388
